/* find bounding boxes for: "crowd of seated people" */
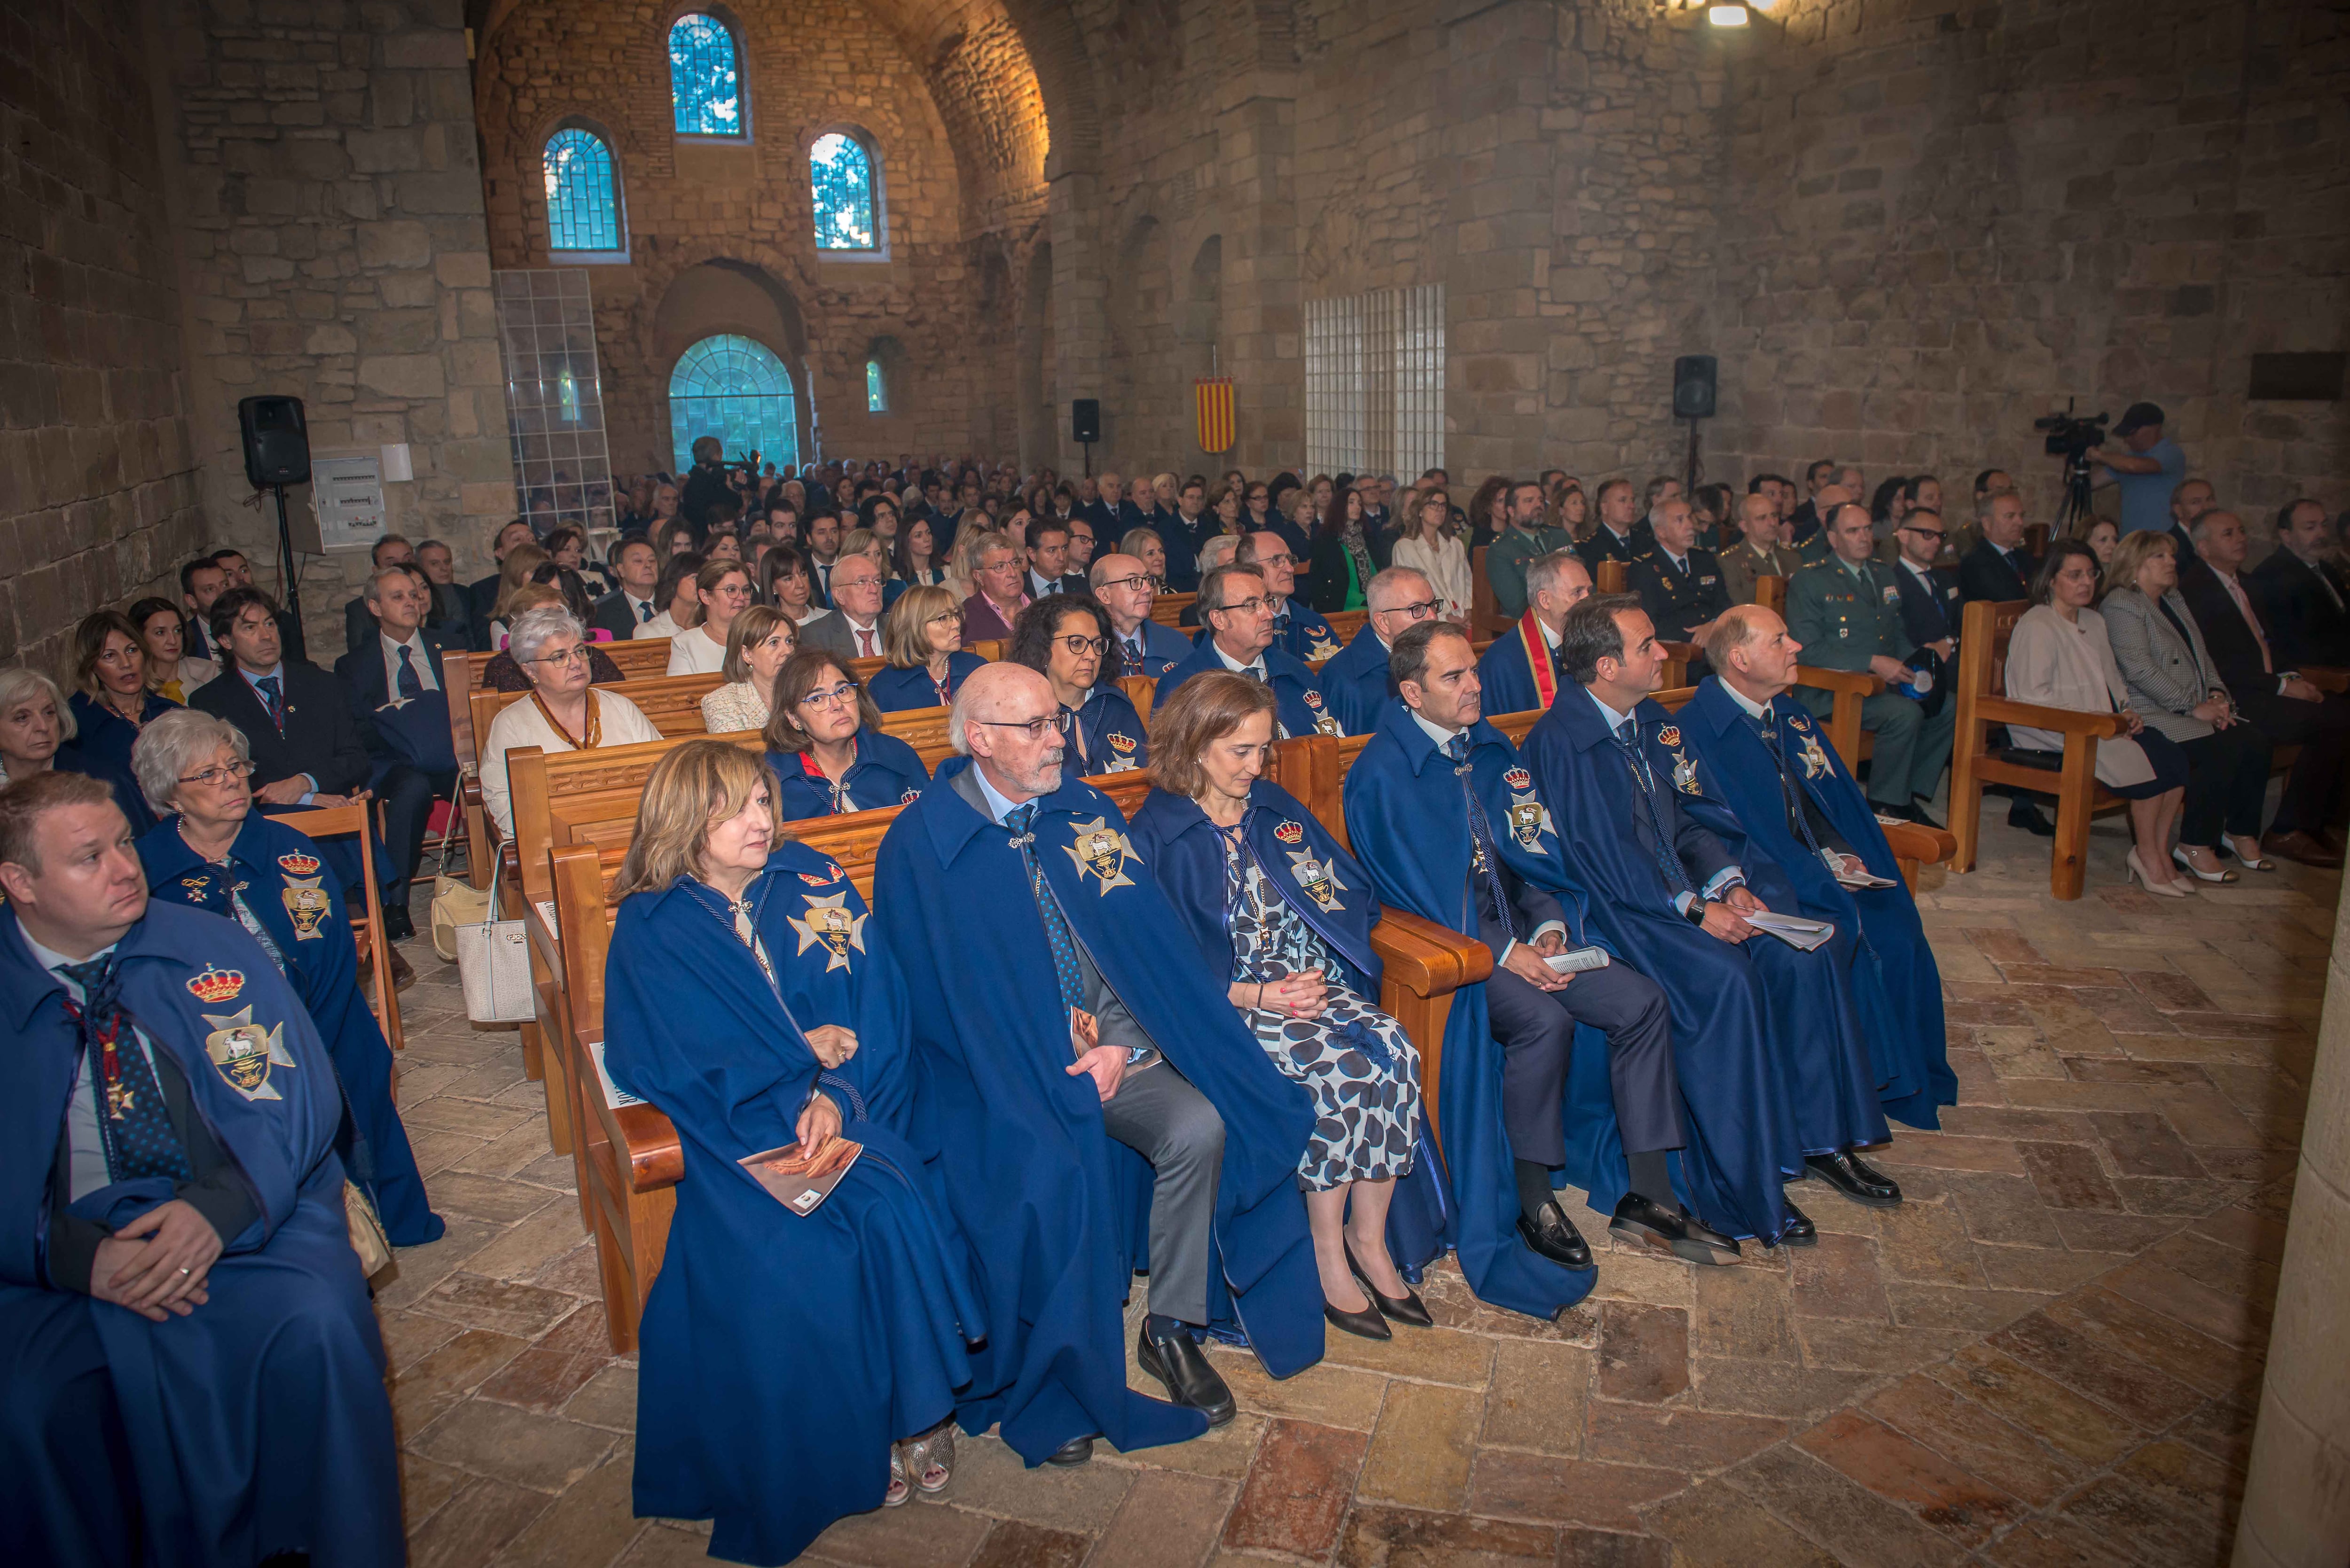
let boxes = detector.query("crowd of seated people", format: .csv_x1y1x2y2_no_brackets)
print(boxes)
6,427,2340,1567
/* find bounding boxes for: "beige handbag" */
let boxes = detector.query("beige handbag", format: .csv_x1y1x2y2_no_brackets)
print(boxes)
428,783,488,963
345,1180,393,1277
454,836,536,1023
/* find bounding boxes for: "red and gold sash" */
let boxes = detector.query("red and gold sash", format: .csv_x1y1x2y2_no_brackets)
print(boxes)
1515,610,1558,710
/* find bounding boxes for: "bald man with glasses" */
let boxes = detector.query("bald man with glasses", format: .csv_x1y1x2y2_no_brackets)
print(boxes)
1317,568,1444,735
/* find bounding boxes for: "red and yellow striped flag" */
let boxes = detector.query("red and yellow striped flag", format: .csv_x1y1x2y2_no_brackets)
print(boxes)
1194,376,1235,454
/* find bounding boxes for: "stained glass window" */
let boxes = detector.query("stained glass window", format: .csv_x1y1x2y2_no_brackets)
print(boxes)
866,358,887,413
669,335,798,473
810,132,877,250
668,14,743,137
542,128,621,254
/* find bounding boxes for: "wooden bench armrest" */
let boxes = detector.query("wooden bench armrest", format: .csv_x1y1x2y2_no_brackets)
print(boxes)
1794,665,1886,698
2300,665,2350,694
1877,819,1957,866
580,1030,684,1192
1974,697,2131,738
1370,907,1493,998
1658,640,1702,663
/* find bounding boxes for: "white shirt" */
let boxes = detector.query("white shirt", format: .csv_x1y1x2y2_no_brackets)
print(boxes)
634,610,681,640
377,630,441,705
26,933,157,1201
480,688,662,835
619,592,656,625
666,625,728,677
1210,639,1270,682
1403,710,1561,959
840,614,884,658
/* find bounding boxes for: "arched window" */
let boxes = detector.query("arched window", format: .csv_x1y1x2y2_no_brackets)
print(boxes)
542,127,624,256
668,335,798,473
668,13,744,138
865,358,887,413
810,132,879,251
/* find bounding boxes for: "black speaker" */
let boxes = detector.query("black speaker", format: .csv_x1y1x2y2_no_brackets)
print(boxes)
1071,398,1101,445
1671,356,1717,421
238,395,311,489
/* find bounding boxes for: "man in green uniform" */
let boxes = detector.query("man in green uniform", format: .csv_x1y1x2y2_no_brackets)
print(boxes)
1484,479,1573,618
1784,503,1956,826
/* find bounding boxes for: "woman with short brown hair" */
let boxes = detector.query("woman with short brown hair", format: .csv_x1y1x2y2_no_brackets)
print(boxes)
760,649,929,820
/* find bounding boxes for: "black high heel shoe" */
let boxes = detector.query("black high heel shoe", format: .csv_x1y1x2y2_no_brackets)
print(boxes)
1344,1239,1434,1328
1324,1296,1391,1341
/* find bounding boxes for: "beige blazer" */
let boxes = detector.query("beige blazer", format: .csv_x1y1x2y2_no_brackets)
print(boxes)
2002,604,2156,788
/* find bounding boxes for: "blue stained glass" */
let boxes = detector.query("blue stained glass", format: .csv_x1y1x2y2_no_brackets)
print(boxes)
810,132,877,250
866,359,886,413
669,335,798,474
543,128,620,252
669,14,743,137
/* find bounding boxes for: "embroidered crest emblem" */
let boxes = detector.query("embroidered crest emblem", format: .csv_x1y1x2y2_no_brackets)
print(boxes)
1063,815,1141,894
826,861,845,881
187,964,245,1004
1287,848,1347,912
1669,749,1702,795
275,850,321,877
280,874,331,941
1504,767,1533,791
1507,793,1556,853
1656,726,1682,748
798,872,832,887
787,892,867,973
1107,730,1137,756
1789,712,1811,731
1273,819,1306,845
1307,633,1341,660
1303,689,1324,709
1798,733,1833,780
901,787,922,804
179,874,214,904
201,1006,295,1100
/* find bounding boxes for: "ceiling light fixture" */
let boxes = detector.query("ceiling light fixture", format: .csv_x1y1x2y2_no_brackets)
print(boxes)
1707,0,1754,25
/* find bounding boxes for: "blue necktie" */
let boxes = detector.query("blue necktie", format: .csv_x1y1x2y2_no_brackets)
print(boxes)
1613,718,1693,896
1444,734,1518,942
1006,803,1084,1016
638,598,654,623
58,958,191,1185
396,645,423,701
256,674,285,732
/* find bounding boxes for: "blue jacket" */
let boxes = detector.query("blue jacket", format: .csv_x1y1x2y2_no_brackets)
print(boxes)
1153,641,1344,738
1316,623,1397,736
868,652,984,714
767,730,930,820
1475,616,1565,721
1066,683,1150,776
1271,598,1344,664
1110,618,1193,679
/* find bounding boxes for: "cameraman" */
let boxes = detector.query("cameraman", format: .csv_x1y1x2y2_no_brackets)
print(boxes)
2092,402,2187,538
678,434,739,545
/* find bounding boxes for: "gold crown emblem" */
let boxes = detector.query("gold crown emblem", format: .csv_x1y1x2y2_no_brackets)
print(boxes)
276,851,321,876
186,964,246,1004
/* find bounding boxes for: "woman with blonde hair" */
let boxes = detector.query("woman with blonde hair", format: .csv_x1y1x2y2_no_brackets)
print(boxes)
1391,485,1473,623
603,740,978,1552
868,584,982,712
700,604,798,733
486,543,551,648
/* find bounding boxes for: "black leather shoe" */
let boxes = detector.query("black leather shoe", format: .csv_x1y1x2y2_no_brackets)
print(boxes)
1803,1150,1904,1207
1136,1323,1235,1426
1324,1297,1391,1341
1904,801,1944,830
1775,1198,1818,1247
1344,1240,1433,1327
1045,1435,1095,1467
2007,800,2055,838
1515,1201,1592,1270
1609,1194,1740,1265
381,904,415,942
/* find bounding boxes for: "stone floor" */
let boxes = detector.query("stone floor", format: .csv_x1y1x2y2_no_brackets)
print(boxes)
375,804,2324,1568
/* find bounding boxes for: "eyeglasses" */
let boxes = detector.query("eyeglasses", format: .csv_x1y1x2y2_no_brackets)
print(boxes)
529,645,592,666
178,759,257,788
1379,598,1441,621
973,710,1076,740
1056,634,1111,657
1094,574,1150,595
799,682,860,710
1899,524,1947,540
1214,596,1271,617
1255,552,1295,568
925,610,964,629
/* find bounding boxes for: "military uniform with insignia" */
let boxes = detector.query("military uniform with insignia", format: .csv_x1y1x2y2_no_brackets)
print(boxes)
1782,554,1957,812
1627,546,1734,647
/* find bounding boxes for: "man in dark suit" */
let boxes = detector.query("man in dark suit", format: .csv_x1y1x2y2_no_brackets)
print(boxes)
1958,491,2037,603
2250,498,2350,668
1575,478,1652,570
465,518,537,648
193,586,431,939
1627,497,1731,655
413,537,476,646
207,547,304,656
341,534,416,655
2165,478,2214,568
590,535,663,640
1024,519,1090,600
334,566,463,906
180,553,230,666
1785,458,1839,548
2180,510,2350,866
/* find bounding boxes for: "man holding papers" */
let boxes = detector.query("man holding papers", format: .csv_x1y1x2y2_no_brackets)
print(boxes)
1682,606,1955,1130
1521,596,1898,1246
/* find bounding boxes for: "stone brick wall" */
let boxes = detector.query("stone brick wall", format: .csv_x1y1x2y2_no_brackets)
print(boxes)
0,0,205,672
1703,0,2350,543
154,0,511,642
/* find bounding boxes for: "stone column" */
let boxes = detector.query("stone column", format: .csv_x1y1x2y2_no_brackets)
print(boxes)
2231,892,2350,1566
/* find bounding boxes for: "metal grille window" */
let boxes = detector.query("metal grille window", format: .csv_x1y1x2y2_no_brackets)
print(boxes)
866,358,887,413
1304,285,1445,478
494,269,617,539
668,14,743,137
669,335,799,474
542,128,622,255
810,132,878,250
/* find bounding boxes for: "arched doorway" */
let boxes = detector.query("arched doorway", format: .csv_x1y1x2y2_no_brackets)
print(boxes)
667,335,799,472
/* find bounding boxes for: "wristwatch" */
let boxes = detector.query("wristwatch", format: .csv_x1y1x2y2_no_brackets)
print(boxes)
1684,899,1711,927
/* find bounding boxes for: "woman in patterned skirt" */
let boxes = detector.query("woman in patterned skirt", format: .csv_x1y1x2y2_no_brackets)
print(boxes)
1131,671,1427,1341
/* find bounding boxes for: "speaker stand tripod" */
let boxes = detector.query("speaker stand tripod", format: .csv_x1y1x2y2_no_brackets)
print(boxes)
268,482,307,662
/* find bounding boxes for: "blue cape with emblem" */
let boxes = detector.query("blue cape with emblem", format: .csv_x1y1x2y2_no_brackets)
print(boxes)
1128,780,1450,1275
1068,683,1151,776
873,772,1322,1464
0,902,399,1568
1153,640,1343,738
603,841,979,1566
869,652,985,713
1340,702,1601,1319
137,812,442,1244
1274,599,1344,663
768,729,930,821
1317,623,1394,736
1682,679,1955,1127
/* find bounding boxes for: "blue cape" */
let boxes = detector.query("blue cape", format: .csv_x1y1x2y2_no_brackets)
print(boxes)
603,843,978,1565
1682,679,1955,1127
768,730,930,820
1115,618,1194,677
1274,600,1344,663
869,652,985,714
1475,627,1559,721
0,902,398,1568
1339,703,1600,1320
1068,683,1151,776
1317,624,1394,736
873,773,1322,1463
1128,781,1450,1274
1153,640,1344,738
137,813,441,1244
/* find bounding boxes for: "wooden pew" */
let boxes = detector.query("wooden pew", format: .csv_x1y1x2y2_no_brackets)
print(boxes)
1150,593,1196,627
1947,598,2130,900
443,638,674,773
1325,608,1369,644
1754,576,1786,617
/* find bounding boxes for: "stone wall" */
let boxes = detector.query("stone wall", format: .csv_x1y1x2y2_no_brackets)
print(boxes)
1703,0,2350,542
0,0,204,671
153,0,511,642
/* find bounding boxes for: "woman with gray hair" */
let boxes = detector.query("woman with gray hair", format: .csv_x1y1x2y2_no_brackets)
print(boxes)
132,708,444,1243
0,665,156,832
479,607,661,835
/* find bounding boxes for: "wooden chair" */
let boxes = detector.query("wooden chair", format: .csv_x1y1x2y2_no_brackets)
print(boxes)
265,803,404,1054
1595,560,1628,594
1150,593,1196,627
1324,608,1370,644
1470,545,1513,638
1947,598,2130,900
1754,576,1786,617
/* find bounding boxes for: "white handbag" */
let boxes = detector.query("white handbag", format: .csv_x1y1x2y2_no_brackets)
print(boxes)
454,842,535,1024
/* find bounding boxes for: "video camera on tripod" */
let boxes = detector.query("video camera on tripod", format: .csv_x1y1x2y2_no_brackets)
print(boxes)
2033,401,2109,535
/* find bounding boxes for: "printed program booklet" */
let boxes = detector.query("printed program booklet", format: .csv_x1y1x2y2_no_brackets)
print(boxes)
1741,911,1837,951
739,1135,863,1216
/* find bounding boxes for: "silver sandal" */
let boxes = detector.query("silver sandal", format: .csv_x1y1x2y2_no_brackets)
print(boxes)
901,1423,956,1495
884,1449,910,1507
